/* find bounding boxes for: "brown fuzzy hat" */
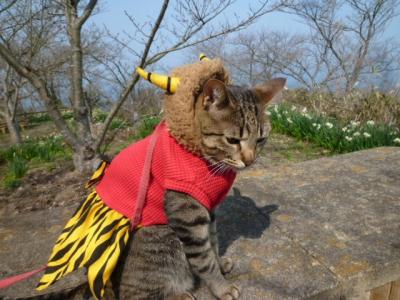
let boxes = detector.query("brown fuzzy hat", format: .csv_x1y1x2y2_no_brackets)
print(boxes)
164,58,230,154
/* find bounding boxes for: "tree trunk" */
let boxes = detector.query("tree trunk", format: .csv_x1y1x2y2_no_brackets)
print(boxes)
69,26,93,146
72,145,99,175
4,113,21,145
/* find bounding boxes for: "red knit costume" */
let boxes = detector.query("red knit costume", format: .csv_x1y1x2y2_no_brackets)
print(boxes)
96,122,236,227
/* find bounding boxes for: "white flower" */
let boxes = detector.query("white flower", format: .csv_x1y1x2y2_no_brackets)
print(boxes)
367,120,375,126
291,105,296,111
265,110,271,116
302,107,308,113
345,136,353,141
312,123,317,127
277,113,281,118
325,122,333,129
287,117,293,124
353,131,360,137
316,124,321,130
342,127,347,132
363,132,371,138
394,137,400,144
350,121,360,127
274,105,279,113
283,110,288,115
304,113,312,120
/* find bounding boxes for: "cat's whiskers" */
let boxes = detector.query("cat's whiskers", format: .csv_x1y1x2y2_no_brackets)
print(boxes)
203,160,230,183
186,157,219,174
206,161,224,180
213,163,226,176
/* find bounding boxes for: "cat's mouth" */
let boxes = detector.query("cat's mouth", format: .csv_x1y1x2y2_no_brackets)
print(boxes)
204,155,251,172
222,159,247,171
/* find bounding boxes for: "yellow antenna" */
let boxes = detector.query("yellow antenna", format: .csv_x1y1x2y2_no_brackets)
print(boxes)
136,67,180,94
199,53,210,61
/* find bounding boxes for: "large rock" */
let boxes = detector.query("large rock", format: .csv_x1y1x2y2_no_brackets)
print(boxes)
1,147,399,299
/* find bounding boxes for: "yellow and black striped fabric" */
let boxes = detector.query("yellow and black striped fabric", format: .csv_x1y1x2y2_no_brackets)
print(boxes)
36,190,131,299
85,161,108,189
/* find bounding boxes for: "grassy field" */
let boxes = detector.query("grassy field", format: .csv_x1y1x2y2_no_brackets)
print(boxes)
268,103,400,153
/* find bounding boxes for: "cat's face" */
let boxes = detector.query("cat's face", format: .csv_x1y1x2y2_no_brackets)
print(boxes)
196,78,286,170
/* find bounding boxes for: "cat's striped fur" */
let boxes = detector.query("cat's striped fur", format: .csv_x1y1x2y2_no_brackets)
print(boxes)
113,191,237,300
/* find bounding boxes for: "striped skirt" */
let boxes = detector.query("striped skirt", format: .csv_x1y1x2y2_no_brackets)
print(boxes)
36,163,131,299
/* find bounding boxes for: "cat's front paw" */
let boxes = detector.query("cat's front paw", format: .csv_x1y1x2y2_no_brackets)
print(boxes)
220,257,234,275
213,283,240,300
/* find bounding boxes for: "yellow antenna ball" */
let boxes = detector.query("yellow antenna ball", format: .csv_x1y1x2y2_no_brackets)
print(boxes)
199,53,210,61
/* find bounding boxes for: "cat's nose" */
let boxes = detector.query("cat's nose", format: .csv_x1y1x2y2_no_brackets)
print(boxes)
241,150,255,166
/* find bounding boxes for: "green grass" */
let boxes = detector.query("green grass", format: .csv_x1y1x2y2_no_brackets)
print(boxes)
268,104,400,153
135,115,162,139
0,135,69,188
27,110,74,126
92,109,129,130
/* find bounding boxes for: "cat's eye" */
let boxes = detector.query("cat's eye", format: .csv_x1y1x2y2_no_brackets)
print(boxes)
257,137,267,144
226,137,241,144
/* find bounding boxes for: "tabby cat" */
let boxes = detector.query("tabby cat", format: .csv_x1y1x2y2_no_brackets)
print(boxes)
112,77,286,300
25,59,285,300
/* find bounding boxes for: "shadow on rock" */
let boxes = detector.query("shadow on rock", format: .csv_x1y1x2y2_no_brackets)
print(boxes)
217,187,278,256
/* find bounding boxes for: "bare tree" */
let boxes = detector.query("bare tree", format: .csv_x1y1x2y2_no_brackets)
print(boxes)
283,0,400,93
225,32,277,86
0,63,23,144
0,0,65,144
193,30,337,90
0,0,283,172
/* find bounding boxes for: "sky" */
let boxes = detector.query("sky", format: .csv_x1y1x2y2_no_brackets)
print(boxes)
90,1,400,73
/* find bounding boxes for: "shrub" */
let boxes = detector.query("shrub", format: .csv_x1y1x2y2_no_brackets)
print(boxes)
110,117,127,130
8,155,28,178
0,136,66,163
1,135,67,188
92,109,108,123
135,115,162,139
92,109,128,130
283,89,400,126
28,113,52,124
61,110,74,120
268,104,400,153
3,174,21,189
27,110,74,125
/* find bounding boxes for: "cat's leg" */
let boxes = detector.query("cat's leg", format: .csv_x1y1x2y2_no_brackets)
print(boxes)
165,191,240,300
210,211,234,275
112,225,195,300
166,292,196,300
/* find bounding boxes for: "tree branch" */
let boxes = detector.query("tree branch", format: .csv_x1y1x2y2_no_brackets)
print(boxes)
77,0,97,28
94,0,170,151
0,0,17,14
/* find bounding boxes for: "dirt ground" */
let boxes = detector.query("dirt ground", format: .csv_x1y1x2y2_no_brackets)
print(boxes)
0,131,330,217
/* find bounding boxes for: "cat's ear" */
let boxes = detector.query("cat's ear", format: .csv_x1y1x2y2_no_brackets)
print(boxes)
253,78,287,106
202,79,230,110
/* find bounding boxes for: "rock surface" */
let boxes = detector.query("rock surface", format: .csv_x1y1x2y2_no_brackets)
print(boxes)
1,147,399,299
